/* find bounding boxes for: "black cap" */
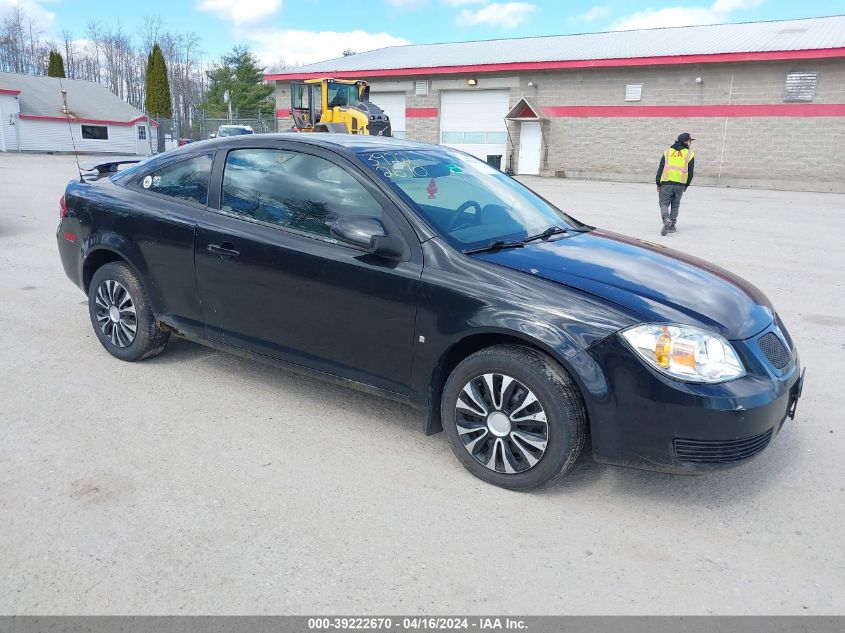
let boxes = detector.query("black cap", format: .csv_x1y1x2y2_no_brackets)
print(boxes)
677,132,695,143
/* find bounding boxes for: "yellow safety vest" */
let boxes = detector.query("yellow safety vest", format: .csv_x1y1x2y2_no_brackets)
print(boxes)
661,147,694,184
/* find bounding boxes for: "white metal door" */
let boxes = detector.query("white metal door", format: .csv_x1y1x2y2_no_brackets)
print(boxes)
440,90,509,163
372,93,406,138
136,124,150,155
518,121,542,175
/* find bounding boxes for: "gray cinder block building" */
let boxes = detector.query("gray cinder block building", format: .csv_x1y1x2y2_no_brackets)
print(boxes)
266,16,845,192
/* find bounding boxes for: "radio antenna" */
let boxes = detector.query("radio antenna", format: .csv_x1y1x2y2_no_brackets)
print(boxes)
59,80,84,182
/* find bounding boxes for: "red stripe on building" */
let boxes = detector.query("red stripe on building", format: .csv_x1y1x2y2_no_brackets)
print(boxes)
18,114,160,127
275,108,291,117
542,103,845,117
0,88,21,95
406,107,438,117
264,47,845,81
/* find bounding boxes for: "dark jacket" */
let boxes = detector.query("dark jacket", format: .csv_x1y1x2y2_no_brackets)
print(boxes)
656,141,695,188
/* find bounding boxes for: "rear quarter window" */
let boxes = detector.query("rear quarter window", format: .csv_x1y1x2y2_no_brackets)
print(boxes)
127,154,213,206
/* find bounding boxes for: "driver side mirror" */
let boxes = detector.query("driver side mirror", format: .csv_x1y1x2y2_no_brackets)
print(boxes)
330,216,405,260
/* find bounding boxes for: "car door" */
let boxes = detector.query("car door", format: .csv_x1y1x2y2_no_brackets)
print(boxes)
114,152,214,338
194,143,423,396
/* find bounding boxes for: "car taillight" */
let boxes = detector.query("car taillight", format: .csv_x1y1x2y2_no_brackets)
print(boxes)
59,194,68,219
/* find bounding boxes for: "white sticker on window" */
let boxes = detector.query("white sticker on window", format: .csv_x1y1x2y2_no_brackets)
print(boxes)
142,175,152,189
152,175,162,187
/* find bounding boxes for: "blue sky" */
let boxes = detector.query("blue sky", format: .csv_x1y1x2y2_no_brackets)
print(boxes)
6,0,843,67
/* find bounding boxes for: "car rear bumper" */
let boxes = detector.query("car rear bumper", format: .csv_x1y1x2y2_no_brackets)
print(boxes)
56,219,84,291
579,322,803,474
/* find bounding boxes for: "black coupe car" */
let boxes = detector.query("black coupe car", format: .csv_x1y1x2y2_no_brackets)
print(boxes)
57,135,804,489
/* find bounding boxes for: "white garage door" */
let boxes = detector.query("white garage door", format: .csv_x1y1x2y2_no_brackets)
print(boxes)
372,93,406,139
440,90,510,165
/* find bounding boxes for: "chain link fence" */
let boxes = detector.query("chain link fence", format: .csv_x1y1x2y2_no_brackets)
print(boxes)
152,112,294,152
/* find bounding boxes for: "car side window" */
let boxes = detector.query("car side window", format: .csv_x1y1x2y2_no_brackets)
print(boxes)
132,154,213,205
221,149,381,238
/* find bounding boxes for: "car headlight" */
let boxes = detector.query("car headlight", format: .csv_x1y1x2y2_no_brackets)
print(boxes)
620,324,745,383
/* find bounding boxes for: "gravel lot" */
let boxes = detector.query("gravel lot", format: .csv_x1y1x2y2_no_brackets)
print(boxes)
1,152,843,615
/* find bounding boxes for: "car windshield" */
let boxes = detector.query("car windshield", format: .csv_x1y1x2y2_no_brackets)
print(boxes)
356,148,583,250
218,127,252,136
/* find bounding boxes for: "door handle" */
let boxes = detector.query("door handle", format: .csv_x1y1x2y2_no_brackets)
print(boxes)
207,242,240,258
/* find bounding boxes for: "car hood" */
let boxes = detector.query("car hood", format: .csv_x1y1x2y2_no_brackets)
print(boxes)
472,229,774,340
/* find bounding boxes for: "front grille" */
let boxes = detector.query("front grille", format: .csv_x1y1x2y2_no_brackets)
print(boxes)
673,429,773,464
759,332,790,369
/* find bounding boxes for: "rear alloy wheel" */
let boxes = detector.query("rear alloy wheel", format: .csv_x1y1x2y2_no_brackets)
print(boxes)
88,262,170,362
93,279,137,348
442,345,587,490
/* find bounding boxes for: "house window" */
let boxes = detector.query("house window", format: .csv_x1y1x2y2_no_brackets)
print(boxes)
137,126,147,140
783,72,818,102
81,125,108,140
625,84,643,102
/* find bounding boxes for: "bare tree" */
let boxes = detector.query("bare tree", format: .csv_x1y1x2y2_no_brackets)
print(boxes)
62,30,80,79
0,5,41,73
1,5,208,134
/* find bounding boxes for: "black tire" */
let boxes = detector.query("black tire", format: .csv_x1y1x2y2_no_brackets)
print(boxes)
441,345,587,490
87,261,170,362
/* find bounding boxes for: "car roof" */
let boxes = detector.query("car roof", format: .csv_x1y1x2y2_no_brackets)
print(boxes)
194,133,441,154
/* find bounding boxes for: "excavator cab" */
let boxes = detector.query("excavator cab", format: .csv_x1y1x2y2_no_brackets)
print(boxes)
290,78,392,136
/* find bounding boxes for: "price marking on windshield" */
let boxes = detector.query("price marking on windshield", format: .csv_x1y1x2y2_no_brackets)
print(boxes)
366,152,428,178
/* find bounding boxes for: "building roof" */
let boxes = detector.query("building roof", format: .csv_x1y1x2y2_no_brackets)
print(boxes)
266,15,845,80
0,72,151,125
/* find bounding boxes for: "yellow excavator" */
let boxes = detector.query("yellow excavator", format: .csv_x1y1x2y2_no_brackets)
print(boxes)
290,78,392,136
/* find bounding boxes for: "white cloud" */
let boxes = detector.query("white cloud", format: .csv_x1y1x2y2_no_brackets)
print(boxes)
248,28,409,68
575,6,611,22
196,0,282,24
611,0,764,30
443,0,488,6
386,0,427,7
457,2,536,28
0,0,57,34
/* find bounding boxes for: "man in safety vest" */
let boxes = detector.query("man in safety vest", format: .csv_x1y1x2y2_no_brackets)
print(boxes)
656,132,695,236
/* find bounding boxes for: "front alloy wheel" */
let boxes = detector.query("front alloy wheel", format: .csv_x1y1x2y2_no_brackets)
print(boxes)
442,345,587,490
456,373,549,474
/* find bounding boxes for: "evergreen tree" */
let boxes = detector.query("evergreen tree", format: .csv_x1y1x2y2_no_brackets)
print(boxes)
144,50,153,113
144,43,172,118
200,46,273,117
47,51,66,77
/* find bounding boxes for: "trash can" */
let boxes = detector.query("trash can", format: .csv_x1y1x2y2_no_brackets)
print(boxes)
486,155,502,170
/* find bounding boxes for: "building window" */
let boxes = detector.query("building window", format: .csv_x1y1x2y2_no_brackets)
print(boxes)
137,126,146,140
81,125,108,140
441,131,507,144
625,84,643,102
783,72,818,102
415,80,429,96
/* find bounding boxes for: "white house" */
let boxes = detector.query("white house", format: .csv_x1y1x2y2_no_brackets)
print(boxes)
0,72,158,155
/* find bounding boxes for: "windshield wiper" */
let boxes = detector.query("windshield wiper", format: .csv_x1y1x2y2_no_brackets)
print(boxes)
463,240,525,255
522,226,570,243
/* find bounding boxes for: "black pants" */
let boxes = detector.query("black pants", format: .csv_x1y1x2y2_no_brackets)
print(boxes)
658,183,685,222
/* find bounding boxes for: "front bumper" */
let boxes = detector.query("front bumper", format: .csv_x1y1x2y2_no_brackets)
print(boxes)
580,320,803,474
